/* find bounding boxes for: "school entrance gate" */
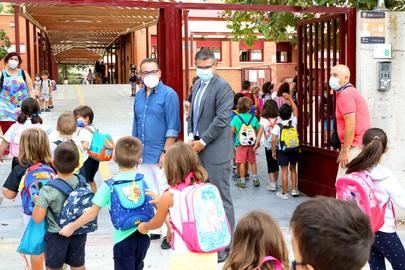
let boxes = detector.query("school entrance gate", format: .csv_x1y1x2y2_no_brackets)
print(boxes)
11,1,356,197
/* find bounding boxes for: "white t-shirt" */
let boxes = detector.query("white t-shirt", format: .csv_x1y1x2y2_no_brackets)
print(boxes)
271,116,298,149
76,126,95,161
259,117,279,149
48,130,80,155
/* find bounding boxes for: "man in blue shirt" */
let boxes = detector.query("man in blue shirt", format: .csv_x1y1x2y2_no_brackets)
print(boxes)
132,58,180,248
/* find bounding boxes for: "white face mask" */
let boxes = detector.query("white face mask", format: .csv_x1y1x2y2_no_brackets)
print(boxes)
143,75,160,89
329,76,341,90
8,59,19,69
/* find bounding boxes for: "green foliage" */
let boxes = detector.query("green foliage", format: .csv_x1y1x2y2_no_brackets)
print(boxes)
223,0,404,44
0,3,14,14
0,29,11,60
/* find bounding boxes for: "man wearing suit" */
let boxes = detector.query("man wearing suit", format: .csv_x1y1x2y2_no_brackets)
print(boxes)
188,48,235,262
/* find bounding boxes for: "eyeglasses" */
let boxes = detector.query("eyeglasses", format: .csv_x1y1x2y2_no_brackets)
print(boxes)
196,64,214,70
290,260,308,270
141,70,159,76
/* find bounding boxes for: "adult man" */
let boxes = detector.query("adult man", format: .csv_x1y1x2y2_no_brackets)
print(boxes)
188,48,235,262
330,64,370,177
132,58,180,249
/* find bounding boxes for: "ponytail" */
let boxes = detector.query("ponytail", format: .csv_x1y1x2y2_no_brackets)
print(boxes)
30,113,43,125
17,111,28,124
346,128,388,174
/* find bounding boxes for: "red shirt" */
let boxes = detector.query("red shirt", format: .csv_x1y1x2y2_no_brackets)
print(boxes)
336,85,371,147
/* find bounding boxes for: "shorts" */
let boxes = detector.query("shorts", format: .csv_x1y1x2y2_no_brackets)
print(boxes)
44,232,87,268
265,148,279,173
80,157,100,182
41,93,50,101
277,149,299,166
113,230,150,270
235,146,256,164
131,81,137,89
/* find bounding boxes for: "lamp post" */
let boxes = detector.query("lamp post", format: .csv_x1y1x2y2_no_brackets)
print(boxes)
376,0,387,10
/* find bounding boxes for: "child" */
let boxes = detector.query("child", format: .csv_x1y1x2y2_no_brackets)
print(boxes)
138,142,217,270
254,100,279,191
74,105,99,192
38,70,53,112
59,136,151,270
33,73,41,101
345,128,405,269
231,97,261,188
2,128,53,270
274,82,290,108
32,141,86,270
0,97,43,168
271,93,299,199
290,197,374,270
224,211,289,270
49,112,77,153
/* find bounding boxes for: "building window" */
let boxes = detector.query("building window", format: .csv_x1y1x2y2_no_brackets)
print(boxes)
276,42,292,63
196,40,222,62
239,41,264,62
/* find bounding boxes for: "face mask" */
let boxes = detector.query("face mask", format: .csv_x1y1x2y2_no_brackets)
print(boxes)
143,75,160,89
196,68,214,82
76,119,86,128
329,76,341,90
8,59,19,69
35,77,40,81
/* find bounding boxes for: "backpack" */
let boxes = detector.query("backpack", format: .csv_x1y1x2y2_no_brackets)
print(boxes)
237,114,257,146
53,140,84,170
21,163,56,215
171,173,232,253
0,69,26,91
40,79,51,90
336,172,387,232
263,117,278,150
46,174,97,235
9,122,25,157
51,80,57,91
278,120,299,151
82,127,114,161
105,174,155,230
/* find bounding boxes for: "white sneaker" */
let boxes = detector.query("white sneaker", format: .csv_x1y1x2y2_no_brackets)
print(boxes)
276,191,289,200
291,189,300,197
266,182,277,191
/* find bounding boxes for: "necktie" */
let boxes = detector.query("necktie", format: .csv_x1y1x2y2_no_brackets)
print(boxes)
193,81,206,135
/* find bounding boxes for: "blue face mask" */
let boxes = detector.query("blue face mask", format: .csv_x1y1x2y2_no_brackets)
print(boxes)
77,119,86,128
329,76,341,90
196,68,214,82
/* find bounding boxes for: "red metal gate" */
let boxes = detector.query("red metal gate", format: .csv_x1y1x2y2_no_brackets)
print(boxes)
297,11,356,197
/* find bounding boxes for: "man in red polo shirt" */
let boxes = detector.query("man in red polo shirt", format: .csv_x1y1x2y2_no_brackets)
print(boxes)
330,64,371,177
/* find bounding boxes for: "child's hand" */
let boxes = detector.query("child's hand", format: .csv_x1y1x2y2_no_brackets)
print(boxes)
146,190,159,205
253,142,260,152
282,93,291,100
166,228,173,243
138,223,148,235
59,224,75,238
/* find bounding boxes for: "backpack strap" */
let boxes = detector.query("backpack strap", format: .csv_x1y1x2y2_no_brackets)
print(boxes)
236,114,246,125
0,70,6,91
260,256,282,270
246,114,255,125
106,173,145,187
53,140,63,146
46,178,74,196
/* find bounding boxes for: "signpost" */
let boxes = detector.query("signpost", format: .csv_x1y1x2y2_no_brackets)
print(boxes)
360,11,385,44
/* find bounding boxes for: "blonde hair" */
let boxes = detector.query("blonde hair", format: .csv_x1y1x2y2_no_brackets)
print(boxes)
163,142,208,187
19,128,52,167
224,211,289,270
57,112,76,136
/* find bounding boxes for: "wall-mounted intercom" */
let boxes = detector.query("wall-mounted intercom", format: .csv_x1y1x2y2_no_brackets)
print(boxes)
378,61,391,91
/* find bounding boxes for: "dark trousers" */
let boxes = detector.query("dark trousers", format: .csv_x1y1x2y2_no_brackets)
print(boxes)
113,230,151,270
369,231,405,270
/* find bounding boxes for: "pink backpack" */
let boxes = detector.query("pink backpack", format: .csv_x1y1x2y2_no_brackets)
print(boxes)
170,173,232,253
9,122,25,158
336,171,386,232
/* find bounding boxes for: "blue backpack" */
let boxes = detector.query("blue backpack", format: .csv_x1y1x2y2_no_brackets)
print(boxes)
21,163,55,215
106,174,155,230
46,174,97,235
82,127,114,161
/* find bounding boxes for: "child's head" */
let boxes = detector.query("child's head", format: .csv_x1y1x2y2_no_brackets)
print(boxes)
233,93,244,110
57,112,76,136
346,128,387,174
53,141,80,174
290,197,374,270
242,80,251,91
40,70,49,80
114,136,142,169
278,104,292,120
163,142,208,187
261,100,278,118
17,97,42,125
237,97,252,114
73,105,94,125
18,128,52,167
251,86,260,95
277,82,290,97
224,211,288,270
262,81,273,96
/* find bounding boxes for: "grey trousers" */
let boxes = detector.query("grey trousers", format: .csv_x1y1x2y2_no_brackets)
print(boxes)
200,159,235,233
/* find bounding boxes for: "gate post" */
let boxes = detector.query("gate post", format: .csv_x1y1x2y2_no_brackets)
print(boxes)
346,8,357,85
157,7,184,138
14,5,20,54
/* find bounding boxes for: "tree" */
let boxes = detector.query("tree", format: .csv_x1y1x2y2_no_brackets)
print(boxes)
0,3,14,14
0,29,11,60
223,0,404,44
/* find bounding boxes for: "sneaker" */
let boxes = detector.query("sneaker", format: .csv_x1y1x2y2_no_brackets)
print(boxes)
291,189,300,197
232,173,239,181
266,182,277,191
161,237,171,250
253,179,260,187
45,109,51,112
276,191,289,200
150,233,161,240
234,180,246,188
